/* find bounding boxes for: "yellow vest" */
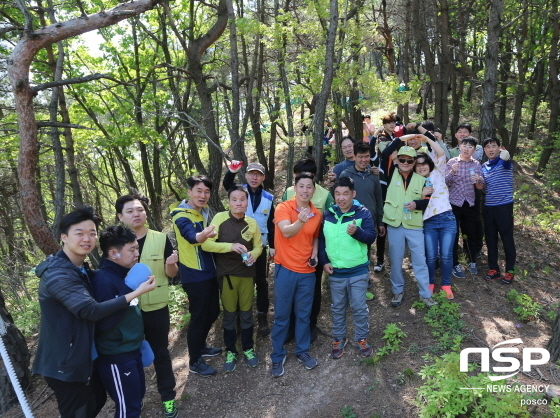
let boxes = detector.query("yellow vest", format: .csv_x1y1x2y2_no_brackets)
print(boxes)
138,229,169,312
382,170,425,229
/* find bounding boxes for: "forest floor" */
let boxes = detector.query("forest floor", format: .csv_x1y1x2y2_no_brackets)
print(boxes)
4,155,560,418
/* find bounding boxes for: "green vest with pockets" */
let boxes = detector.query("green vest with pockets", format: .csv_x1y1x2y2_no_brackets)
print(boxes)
382,170,425,229
139,229,169,312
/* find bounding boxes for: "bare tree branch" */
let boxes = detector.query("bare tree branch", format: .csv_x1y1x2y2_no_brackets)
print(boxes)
36,122,93,129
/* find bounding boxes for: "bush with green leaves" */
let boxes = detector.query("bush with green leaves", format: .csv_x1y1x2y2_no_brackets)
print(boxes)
416,351,533,417
168,284,190,329
364,322,407,365
507,289,541,322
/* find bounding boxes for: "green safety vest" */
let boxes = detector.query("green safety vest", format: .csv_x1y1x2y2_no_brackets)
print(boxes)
382,170,425,229
138,229,169,312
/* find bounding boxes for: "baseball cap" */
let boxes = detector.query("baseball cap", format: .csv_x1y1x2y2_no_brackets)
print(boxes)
246,162,265,175
397,146,417,158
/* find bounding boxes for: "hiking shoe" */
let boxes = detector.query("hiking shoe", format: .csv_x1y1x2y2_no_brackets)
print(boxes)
441,285,454,300
243,348,259,368
331,338,347,359
224,351,237,372
297,353,318,370
366,292,375,301
501,272,514,285
391,293,404,307
271,357,286,377
452,265,465,279
162,400,178,418
201,346,222,357
428,284,435,294
485,270,501,281
357,338,373,357
469,262,478,275
257,313,270,337
420,297,439,307
374,263,384,272
189,358,217,377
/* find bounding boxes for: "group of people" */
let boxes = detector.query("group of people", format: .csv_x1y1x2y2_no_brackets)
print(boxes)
32,112,517,418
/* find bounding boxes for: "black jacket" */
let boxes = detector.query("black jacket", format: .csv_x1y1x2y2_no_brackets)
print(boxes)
33,251,128,382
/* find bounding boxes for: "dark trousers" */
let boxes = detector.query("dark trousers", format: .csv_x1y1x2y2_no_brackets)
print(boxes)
97,352,145,418
182,279,220,366
142,306,176,402
45,365,106,418
376,233,386,265
484,203,516,272
473,188,485,254
254,249,270,313
452,202,478,266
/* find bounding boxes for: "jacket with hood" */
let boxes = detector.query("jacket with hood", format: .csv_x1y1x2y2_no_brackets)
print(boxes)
33,250,128,382
171,200,217,284
339,165,384,227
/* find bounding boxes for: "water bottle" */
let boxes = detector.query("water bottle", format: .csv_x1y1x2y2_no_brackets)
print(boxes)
469,168,476,184
241,252,253,266
403,203,412,220
424,178,433,197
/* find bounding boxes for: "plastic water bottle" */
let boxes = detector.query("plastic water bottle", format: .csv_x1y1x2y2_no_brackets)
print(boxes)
241,252,253,266
425,178,433,187
469,168,476,184
403,203,412,220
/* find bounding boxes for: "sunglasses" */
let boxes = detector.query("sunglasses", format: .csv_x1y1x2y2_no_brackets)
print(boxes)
398,158,415,164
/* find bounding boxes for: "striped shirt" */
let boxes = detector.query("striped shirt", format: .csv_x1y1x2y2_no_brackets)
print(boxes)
445,157,484,207
482,157,514,206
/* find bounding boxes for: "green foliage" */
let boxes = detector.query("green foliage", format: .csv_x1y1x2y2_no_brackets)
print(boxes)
168,284,190,330
340,406,357,418
421,292,465,351
415,352,532,418
506,289,541,322
364,322,407,365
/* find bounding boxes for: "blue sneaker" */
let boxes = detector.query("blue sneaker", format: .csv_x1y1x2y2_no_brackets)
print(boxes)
297,353,318,370
331,338,347,359
224,351,237,372
452,265,466,279
201,346,222,357
271,357,286,377
189,358,217,377
243,348,259,368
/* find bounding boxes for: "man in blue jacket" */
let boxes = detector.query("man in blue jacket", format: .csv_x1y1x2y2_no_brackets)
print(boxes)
319,177,377,359
33,207,155,418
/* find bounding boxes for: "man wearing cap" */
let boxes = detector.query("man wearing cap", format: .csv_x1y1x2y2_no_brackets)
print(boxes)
223,160,275,336
382,144,438,308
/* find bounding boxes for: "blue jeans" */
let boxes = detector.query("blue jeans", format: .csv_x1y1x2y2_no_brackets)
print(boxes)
270,264,315,362
423,211,457,286
329,273,369,341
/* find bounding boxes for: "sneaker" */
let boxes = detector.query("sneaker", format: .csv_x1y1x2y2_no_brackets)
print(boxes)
297,353,318,370
162,400,178,418
365,292,375,301
224,351,237,372
189,358,217,377
420,297,439,307
469,262,478,275
428,284,435,294
271,357,286,377
243,348,259,368
257,313,270,337
356,338,373,357
331,338,347,359
391,293,404,307
485,270,501,281
501,272,514,285
452,265,466,279
374,263,384,272
201,346,222,357
441,285,454,300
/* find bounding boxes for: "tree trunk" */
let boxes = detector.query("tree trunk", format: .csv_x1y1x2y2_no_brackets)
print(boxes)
528,59,545,140
0,287,31,414
536,0,559,173
480,0,503,140
7,0,160,255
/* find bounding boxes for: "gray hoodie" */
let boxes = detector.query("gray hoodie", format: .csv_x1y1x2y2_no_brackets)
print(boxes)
340,165,384,227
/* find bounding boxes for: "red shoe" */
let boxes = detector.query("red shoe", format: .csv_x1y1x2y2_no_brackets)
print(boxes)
485,270,501,281
441,285,454,300
429,284,435,294
501,272,514,285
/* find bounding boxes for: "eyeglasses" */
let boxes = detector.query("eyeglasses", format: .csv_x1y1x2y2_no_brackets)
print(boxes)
246,171,264,177
398,158,415,164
